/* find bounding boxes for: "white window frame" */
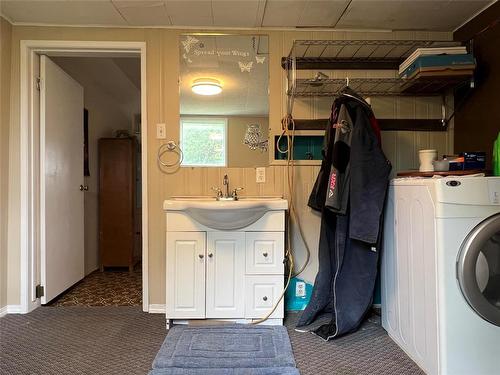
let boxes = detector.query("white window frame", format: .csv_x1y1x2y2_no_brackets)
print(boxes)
180,117,228,167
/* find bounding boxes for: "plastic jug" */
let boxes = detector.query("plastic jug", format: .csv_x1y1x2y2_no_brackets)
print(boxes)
494,132,500,176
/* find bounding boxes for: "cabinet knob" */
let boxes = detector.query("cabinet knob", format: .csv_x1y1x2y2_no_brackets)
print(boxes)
208,253,213,258
262,252,268,257
262,296,268,301
198,254,204,259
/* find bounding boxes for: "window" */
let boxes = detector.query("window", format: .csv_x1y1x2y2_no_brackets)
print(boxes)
180,118,227,167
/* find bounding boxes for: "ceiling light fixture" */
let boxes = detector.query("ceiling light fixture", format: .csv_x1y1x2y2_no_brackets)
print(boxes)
191,78,222,96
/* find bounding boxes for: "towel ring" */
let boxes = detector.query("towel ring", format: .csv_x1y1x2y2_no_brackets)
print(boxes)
157,141,183,168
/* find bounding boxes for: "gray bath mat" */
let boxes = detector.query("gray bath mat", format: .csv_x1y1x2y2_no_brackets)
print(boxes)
150,325,300,375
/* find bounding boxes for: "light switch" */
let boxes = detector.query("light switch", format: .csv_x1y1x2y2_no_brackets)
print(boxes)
156,123,166,139
256,167,266,183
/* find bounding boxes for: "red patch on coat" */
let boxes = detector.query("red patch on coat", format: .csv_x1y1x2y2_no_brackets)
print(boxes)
329,172,337,191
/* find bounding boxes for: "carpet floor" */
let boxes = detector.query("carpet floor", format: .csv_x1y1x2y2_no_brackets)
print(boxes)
49,266,142,307
0,307,424,375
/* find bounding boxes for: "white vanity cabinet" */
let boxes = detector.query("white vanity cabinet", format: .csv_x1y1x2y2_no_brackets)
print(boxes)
164,203,287,326
206,232,245,318
166,231,206,318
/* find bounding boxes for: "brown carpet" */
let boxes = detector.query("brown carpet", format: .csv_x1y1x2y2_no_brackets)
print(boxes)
286,313,424,375
0,307,164,375
49,267,142,307
0,307,423,375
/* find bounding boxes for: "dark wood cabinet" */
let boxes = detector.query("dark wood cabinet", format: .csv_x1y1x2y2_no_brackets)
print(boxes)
99,137,141,271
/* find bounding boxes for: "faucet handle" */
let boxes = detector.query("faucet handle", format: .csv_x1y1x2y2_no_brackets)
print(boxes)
232,187,244,200
211,186,223,198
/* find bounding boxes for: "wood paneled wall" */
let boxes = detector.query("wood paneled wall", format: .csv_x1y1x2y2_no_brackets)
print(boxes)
167,30,455,284
454,20,499,168
5,25,454,306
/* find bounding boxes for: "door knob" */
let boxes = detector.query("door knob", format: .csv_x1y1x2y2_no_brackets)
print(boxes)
79,185,89,191
198,254,204,259
262,252,268,257
262,296,268,301
208,253,213,258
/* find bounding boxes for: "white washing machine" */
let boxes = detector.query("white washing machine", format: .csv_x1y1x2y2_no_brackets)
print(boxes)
382,176,500,375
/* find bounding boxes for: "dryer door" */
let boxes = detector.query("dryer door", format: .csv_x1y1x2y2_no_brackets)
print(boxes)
457,213,500,326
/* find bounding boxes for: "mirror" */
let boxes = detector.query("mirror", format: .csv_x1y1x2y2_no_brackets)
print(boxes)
179,34,269,167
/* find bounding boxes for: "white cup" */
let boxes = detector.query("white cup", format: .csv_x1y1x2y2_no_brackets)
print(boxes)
419,149,438,172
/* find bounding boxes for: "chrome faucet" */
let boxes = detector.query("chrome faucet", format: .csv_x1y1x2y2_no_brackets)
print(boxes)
223,174,230,198
211,174,243,201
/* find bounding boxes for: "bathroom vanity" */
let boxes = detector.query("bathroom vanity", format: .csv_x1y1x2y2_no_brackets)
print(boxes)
163,197,288,327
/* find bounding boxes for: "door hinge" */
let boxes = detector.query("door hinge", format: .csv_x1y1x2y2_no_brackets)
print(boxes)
35,285,44,298
36,77,42,91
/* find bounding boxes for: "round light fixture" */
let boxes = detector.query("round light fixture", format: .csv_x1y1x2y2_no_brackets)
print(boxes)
191,78,222,96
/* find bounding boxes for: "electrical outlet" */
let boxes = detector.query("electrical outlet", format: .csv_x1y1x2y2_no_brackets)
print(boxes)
256,167,266,183
156,123,166,139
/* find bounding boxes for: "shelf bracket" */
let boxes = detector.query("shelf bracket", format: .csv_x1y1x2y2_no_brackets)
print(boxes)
440,76,475,127
285,57,297,117
441,95,447,127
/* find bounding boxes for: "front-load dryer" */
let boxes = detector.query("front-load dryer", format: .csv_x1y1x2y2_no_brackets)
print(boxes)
382,176,500,375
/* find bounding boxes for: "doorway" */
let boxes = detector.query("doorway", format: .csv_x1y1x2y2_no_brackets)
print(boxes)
41,55,142,307
19,41,148,313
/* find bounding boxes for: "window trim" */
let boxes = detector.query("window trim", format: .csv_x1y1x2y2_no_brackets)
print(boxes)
180,117,228,167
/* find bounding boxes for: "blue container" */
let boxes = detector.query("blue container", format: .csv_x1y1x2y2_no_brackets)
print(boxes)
285,277,313,311
462,151,486,170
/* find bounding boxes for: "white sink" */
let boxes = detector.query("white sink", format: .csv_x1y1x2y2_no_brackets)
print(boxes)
163,196,288,230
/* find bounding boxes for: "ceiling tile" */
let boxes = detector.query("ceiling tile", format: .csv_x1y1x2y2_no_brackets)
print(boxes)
336,0,493,31
1,0,494,31
165,0,213,27
261,0,305,27
112,1,171,26
211,0,265,28
297,0,350,27
0,0,128,26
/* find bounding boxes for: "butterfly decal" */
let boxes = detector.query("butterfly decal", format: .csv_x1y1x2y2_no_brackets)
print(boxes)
181,36,199,53
238,61,253,73
255,55,266,64
182,53,193,63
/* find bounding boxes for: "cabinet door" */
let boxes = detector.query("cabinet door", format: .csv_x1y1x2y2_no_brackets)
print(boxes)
166,231,206,319
206,232,245,318
245,232,285,274
245,275,284,319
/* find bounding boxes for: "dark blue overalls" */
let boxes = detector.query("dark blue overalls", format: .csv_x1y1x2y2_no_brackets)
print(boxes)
297,94,391,340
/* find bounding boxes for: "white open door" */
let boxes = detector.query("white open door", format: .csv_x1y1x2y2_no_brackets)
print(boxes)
40,55,85,304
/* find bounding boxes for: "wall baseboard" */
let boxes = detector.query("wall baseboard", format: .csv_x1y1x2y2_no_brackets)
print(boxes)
8,305,25,314
0,305,25,317
148,304,166,314
148,304,381,315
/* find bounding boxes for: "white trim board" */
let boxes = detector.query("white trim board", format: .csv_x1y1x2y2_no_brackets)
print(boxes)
0,305,26,317
148,304,166,314
19,40,149,314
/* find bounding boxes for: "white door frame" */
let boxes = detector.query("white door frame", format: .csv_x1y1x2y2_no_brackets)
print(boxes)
19,40,149,313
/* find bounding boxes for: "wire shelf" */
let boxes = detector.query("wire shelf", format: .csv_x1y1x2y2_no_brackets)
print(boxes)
292,78,403,97
281,39,473,132
290,76,473,97
287,39,460,61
